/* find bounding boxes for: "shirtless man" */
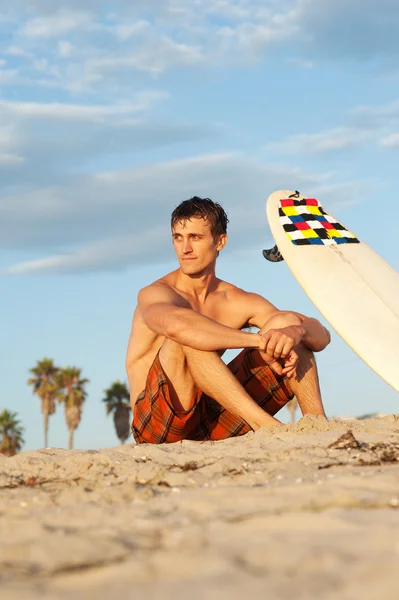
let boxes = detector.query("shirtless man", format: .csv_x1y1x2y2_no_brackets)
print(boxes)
126,197,330,444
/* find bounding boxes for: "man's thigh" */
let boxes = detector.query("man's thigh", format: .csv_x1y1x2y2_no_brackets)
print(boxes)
158,338,198,412
227,348,293,413
203,348,293,440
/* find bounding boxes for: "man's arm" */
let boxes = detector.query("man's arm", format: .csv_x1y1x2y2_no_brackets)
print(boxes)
295,317,331,352
259,313,331,354
138,284,264,352
244,292,331,353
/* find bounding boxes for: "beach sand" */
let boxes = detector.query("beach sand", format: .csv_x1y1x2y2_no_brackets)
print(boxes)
1,415,399,600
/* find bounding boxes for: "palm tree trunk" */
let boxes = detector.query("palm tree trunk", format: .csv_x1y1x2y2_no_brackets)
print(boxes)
43,412,49,448
68,428,73,450
287,397,298,424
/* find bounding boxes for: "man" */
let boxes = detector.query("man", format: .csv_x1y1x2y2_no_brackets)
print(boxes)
126,197,330,444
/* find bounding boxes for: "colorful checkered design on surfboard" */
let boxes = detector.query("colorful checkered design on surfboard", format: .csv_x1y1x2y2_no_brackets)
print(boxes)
279,198,360,246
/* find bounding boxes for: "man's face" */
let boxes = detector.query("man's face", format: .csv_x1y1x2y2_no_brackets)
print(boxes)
172,217,226,275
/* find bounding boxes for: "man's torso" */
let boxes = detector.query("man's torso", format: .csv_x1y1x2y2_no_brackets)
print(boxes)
127,272,252,402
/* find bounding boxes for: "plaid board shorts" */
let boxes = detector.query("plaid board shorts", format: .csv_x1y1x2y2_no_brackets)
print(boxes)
132,348,294,444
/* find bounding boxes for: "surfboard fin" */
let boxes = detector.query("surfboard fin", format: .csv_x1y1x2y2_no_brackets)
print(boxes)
263,245,284,262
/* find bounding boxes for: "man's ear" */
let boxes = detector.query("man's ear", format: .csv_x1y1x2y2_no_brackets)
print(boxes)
216,234,227,252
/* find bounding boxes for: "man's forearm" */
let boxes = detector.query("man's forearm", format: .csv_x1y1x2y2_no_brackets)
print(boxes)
301,318,331,352
164,308,261,351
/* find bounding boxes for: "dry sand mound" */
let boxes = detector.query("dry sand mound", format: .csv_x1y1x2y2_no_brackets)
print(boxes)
1,415,399,600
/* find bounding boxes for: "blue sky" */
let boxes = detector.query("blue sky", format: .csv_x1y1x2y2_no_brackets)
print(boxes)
1,0,399,451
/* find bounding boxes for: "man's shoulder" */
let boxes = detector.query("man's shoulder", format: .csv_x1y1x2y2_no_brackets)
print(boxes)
139,270,177,295
218,281,276,311
138,272,188,307
138,280,174,301
218,280,254,300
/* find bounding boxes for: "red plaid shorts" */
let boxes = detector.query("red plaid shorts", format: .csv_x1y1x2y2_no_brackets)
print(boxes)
132,348,294,444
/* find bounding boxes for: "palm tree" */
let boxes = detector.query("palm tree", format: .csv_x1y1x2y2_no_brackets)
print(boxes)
287,396,298,424
102,380,131,445
0,410,25,456
28,358,59,448
56,367,89,450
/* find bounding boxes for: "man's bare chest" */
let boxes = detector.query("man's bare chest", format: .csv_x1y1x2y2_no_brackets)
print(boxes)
189,300,247,330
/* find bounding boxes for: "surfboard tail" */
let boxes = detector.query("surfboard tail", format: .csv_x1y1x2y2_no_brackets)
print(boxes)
263,245,284,263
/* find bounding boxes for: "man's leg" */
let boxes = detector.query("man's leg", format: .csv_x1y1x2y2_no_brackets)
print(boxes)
258,312,326,417
159,339,280,430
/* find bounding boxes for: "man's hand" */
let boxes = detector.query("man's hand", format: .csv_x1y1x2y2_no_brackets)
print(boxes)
260,326,306,358
258,325,306,379
259,348,298,379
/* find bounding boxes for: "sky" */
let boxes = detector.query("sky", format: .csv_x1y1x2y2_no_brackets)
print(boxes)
1,0,399,451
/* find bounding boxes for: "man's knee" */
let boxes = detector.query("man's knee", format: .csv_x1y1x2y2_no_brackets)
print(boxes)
159,338,193,385
158,338,198,412
159,337,207,373
161,338,214,361
159,337,186,365
261,311,302,332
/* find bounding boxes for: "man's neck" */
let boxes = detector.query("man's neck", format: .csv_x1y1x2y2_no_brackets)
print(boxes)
175,268,219,303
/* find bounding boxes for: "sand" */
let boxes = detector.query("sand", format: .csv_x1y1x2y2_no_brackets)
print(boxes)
1,415,399,600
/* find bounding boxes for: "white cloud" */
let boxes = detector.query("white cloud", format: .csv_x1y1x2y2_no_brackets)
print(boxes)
84,37,204,77
353,100,399,128
265,97,399,157
0,127,23,166
306,180,377,211
58,41,74,57
0,96,214,207
2,0,398,96
114,20,150,41
288,57,314,69
32,57,60,78
0,68,20,84
0,1,395,277
6,226,169,275
9,0,100,12
5,45,33,58
0,94,169,122
296,0,399,61
380,133,399,148
0,153,25,166
2,151,354,275
19,9,92,39
266,127,371,155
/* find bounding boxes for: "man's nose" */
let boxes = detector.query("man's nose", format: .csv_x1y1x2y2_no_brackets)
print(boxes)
182,239,193,253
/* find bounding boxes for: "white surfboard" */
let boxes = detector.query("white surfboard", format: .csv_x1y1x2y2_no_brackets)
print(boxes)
263,190,399,393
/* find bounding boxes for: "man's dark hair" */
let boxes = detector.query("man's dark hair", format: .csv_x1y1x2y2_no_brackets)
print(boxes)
171,196,229,239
